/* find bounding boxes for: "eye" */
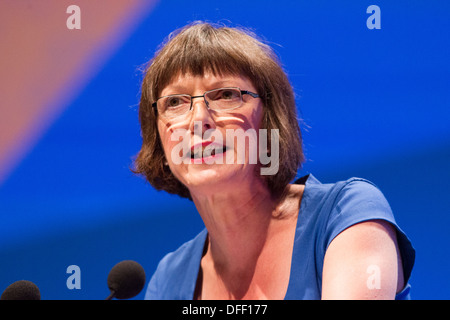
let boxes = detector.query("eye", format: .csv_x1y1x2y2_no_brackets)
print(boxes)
164,95,189,108
209,88,240,101
221,89,236,99
167,97,181,107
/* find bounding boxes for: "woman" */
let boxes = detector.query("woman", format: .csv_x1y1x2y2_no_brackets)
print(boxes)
134,22,415,300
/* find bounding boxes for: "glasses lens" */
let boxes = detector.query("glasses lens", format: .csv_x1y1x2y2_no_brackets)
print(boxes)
158,94,191,119
205,88,242,111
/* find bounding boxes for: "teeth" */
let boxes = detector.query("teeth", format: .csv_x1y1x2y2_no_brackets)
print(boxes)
190,145,226,158
191,149,202,159
203,145,216,157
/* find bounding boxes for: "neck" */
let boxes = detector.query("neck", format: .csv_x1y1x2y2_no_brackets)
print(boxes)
191,178,297,276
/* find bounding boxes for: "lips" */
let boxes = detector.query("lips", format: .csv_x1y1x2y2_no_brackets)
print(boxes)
187,142,228,159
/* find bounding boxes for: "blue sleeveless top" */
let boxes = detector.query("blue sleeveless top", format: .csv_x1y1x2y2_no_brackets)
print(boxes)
145,174,415,300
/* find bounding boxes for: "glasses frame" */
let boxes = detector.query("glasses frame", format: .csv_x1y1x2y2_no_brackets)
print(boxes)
151,87,260,119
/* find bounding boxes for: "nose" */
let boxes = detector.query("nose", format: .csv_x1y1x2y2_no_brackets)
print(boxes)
189,97,215,134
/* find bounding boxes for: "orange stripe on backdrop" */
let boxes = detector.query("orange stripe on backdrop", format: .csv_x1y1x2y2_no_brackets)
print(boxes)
0,0,159,186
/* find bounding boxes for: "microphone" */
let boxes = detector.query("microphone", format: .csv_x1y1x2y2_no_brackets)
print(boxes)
106,260,146,300
1,280,41,300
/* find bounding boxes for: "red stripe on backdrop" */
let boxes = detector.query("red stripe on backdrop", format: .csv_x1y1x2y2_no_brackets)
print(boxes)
0,0,159,185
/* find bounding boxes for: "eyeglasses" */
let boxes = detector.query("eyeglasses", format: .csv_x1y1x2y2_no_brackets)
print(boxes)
152,87,260,119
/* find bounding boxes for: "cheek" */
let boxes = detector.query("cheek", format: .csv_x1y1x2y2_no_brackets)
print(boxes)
157,120,190,163
246,102,265,131
157,121,175,160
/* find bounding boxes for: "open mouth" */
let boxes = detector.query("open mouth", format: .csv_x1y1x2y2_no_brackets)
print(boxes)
188,144,228,159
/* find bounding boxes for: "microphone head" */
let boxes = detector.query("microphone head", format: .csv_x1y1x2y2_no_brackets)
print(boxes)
1,280,41,300
107,260,146,299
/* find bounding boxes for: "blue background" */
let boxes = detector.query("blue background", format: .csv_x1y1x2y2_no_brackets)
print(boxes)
1,0,449,299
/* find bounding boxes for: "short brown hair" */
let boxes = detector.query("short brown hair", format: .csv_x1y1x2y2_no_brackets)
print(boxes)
133,22,304,200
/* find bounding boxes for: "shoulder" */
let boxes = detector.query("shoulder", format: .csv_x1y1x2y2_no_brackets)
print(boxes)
300,175,395,240
145,229,207,300
301,175,415,299
326,177,395,233
299,175,389,214
309,175,389,205
309,175,413,265
306,176,393,227
297,175,415,298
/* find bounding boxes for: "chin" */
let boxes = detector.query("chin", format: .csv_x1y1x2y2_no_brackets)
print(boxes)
177,163,252,195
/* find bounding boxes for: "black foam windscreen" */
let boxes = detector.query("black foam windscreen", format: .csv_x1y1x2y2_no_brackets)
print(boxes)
1,280,41,300
106,260,146,300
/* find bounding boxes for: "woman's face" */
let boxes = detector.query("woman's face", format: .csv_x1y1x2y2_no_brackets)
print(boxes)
156,72,264,194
